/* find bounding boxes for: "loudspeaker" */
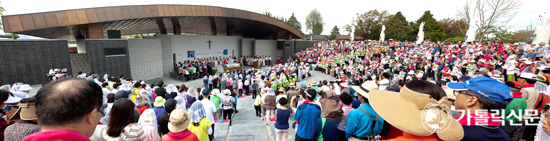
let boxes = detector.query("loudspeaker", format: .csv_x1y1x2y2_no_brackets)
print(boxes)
107,30,121,39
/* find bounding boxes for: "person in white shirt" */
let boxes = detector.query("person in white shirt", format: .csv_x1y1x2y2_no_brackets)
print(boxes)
378,72,390,90
199,88,217,141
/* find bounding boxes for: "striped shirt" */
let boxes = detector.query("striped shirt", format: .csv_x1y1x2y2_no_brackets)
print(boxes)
102,123,146,141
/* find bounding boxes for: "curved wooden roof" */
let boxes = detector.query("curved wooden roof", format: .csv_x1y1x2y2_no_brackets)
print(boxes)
1,5,302,39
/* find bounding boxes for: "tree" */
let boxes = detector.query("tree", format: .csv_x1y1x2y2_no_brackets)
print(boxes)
329,26,340,40
410,11,446,41
286,13,302,34
488,27,513,43
512,30,533,43
385,12,411,41
305,9,324,36
438,18,468,39
457,0,522,41
353,10,392,40
263,12,286,22
343,24,353,35
0,1,5,31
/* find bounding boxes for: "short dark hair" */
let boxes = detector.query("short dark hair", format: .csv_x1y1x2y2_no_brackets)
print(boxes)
133,82,141,88
382,73,390,79
0,90,10,104
339,92,353,105
155,88,167,99
107,93,115,103
112,83,121,89
278,97,288,106
35,79,103,126
102,82,109,88
406,80,446,101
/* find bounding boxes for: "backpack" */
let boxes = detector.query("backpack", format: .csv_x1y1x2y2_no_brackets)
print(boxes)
535,93,550,115
222,96,234,109
315,118,326,141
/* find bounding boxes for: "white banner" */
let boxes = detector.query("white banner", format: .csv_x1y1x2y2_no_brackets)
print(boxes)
188,49,228,58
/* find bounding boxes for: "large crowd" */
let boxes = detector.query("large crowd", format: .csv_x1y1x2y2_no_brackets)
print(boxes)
1,40,550,141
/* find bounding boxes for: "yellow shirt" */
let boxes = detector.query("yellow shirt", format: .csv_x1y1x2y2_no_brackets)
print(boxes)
188,118,212,141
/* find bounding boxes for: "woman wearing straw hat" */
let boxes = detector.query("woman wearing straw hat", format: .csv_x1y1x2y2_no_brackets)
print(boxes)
4,98,40,141
161,109,199,141
346,81,383,141
369,80,464,140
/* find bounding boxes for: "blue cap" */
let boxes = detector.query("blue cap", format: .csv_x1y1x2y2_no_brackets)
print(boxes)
447,77,512,104
202,88,210,95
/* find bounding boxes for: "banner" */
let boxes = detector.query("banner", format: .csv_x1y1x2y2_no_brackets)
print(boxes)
188,49,228,58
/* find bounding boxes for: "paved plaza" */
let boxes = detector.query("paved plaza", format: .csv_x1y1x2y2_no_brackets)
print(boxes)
26,68,335,141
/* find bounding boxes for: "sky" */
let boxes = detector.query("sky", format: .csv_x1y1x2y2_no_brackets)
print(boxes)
1,0,549,36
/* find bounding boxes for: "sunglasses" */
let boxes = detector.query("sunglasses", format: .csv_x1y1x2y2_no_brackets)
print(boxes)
453,91,475,97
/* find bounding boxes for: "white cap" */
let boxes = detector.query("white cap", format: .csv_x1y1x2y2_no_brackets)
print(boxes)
519,73,537,80
4,95,21,104
19,84,32,91
524,61,533,65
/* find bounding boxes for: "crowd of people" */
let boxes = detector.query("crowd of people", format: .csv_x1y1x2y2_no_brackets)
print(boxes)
2,39,550,141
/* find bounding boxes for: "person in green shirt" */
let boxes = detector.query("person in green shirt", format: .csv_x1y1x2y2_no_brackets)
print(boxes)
210,89,223,123
502,80,527,140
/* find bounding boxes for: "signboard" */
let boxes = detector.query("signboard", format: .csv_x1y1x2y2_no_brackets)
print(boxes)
188,49,228,58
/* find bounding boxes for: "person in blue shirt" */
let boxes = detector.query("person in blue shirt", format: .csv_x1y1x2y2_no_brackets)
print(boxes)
313,90,347,141
525,49,536,61
294,89,321,141
347,82,384,140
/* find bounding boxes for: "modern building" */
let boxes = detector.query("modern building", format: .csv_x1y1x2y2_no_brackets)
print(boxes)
0,5,317,85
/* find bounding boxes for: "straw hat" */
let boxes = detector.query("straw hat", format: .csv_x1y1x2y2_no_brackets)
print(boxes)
168,109,192,133
19,100,37,120
350,81,378,98
311,81,318,86
369,87,464,140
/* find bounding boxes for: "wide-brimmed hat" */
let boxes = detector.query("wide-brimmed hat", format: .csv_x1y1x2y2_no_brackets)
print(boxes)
153,97,166,107
311,81,318,86
4,95,21,104
369,87,464,140
19,99,36,120
168,109,192,133
350,81,378,98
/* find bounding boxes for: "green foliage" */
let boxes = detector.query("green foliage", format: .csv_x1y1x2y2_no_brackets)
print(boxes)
353,10,392,40
305,9,324,35
285,13,302,34
444,37,465,42
11,33,19,39
488,28,513,43
263,12,286,22
512,30,533,43
329,26,340,40
385,12,411,41
410,11,446,41
0,1,5,31
438,18,467,39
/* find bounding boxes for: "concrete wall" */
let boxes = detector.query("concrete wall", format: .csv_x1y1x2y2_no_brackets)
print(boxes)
86,39,131,79
294,40,318,53
128,39,163,81
69,53,91,76
0,40,72,85
241,38,254,56
170,35,242,63
254,40,281,60
282,40,295,63
149,35,174,75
